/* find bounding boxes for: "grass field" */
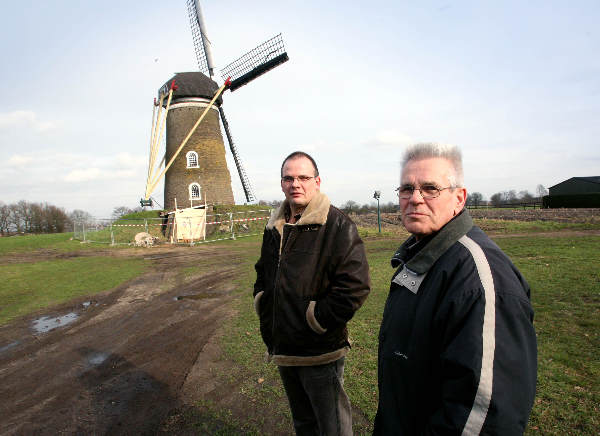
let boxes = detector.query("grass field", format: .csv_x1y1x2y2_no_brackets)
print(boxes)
0,232,83,255
0,256,148,325
1,219,598,434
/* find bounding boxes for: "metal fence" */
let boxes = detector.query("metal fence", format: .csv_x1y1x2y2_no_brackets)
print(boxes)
73,209,272,246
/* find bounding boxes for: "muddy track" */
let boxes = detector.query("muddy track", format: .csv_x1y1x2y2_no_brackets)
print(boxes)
0,246,238,435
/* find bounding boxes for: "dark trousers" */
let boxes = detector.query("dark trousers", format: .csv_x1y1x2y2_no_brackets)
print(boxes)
278,357,352,436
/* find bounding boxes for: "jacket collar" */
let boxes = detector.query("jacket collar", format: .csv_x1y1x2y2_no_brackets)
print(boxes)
266,192,330,236
391,209,473,275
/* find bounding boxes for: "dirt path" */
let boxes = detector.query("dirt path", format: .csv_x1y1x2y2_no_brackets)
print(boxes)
0,245,239,435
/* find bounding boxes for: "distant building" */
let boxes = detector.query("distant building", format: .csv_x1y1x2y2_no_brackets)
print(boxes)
545,176,600,208
549,177,600,195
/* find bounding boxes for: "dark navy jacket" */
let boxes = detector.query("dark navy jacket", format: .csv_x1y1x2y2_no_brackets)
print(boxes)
374,211,537,435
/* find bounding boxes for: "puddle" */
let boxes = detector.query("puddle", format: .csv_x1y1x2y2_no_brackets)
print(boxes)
87,351,109,366
32,313,79,334
0,340,20,354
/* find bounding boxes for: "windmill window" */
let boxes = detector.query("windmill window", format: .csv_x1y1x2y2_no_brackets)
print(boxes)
186,151,199,168
189,183,201,199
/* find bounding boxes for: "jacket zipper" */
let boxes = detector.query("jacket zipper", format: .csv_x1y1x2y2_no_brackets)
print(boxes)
272,227,284,353
272,224,297,354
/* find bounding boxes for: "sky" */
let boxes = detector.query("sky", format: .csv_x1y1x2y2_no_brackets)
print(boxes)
1,1,598,217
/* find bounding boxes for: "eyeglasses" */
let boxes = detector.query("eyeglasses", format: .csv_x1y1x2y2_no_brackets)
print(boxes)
281,175,316,184
396,184,454,199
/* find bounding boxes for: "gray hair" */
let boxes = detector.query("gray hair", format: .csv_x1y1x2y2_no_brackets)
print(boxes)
401,142,464,187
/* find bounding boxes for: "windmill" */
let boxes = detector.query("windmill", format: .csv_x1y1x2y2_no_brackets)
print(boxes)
142,0,289,211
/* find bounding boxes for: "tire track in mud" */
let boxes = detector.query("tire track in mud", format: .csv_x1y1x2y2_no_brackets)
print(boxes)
0,247,240,435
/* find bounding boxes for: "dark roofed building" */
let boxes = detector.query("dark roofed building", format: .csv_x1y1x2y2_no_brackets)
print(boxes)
545,176,600,208
549,177,600,195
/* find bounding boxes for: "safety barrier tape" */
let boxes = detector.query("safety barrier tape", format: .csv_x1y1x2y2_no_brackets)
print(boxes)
109,215,269,227
205,216,269,225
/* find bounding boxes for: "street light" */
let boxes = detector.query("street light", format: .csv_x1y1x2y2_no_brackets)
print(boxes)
373,190,381,233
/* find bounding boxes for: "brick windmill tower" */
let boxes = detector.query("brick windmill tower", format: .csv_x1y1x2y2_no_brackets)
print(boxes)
160,72,233,210
142,0,288,211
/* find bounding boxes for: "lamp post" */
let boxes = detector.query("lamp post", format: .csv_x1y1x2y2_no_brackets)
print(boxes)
373,190,381,233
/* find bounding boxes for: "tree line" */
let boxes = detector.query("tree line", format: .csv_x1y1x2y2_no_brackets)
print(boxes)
468,185,548,208
257,185,549,215
0,201,102,236
0,200,72,235
258,199,399,215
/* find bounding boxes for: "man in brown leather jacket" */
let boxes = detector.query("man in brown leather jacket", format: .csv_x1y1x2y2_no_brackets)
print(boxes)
254,151,370,436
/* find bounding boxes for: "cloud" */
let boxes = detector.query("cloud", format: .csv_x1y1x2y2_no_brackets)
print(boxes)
1,150,147,185
0,110,57,132
365,130,415,149
114,152,147,169
63,168,103,182
7,154,34,166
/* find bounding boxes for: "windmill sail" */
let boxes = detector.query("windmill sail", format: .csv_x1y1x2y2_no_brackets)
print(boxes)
187,0,214,77
220,33,289,91
218,107,255,202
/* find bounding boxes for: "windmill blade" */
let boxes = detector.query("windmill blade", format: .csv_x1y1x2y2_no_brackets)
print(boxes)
187,0,215,77
218,107,256,203
220,33,289,92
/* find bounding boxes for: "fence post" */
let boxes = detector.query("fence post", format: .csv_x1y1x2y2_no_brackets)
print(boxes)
110,222,115,246
229,212,235,240
144,218,148,233
83,222,87,242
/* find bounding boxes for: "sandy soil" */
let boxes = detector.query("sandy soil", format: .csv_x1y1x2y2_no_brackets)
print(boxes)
0,245,243,435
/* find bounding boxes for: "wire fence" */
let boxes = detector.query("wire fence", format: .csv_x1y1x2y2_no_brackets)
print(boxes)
73,209,272,246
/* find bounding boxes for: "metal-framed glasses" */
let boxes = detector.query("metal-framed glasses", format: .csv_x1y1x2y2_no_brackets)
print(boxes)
281,175,316,185
396,184,454,199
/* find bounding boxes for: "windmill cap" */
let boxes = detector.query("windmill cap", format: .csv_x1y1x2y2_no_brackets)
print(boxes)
158,72,223,107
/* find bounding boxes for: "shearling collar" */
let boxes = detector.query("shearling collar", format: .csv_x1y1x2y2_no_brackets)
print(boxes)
266,192,330,236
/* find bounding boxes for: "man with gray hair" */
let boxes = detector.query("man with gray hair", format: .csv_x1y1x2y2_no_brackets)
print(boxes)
374,143,537,435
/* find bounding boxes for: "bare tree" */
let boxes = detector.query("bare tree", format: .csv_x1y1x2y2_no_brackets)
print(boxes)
490,192,504,207
466,192,484,207
505,190,518,204
0,202,10,235
340,200,359,214
46,204,70,233
536,184,548,199
518,190,535,203
380,202,398,213
70,209,94,224
30,202,44,233
112,206,135,219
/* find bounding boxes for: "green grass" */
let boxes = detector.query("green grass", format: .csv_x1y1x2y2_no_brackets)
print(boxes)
0,256,148,325
0,233,83,255
495,236,600,435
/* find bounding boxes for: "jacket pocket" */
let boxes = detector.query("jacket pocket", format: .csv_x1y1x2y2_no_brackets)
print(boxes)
254,291,264,315
306,300,327,334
